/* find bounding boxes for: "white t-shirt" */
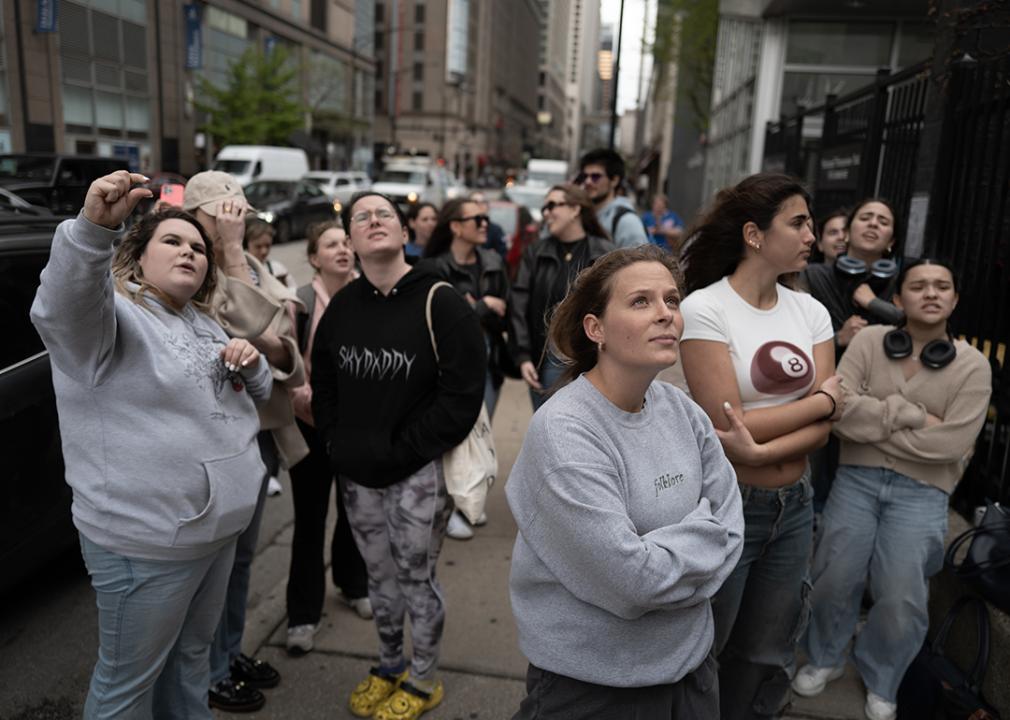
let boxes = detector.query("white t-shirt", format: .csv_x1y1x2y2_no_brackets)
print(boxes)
680,276,834,410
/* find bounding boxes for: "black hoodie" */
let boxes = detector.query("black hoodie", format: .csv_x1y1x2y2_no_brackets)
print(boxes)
310,265,486,488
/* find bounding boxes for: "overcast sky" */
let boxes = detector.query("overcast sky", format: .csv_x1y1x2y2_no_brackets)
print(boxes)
600,0,654,115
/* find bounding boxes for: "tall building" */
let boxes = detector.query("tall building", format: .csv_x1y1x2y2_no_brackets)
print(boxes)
536,0,571,160
0,0,376,175
372,0,542,181
703,0,931,198
564,0,600,166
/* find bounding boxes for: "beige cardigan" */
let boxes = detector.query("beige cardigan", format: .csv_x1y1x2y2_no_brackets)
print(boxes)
212,254,308,468
834,324,992,494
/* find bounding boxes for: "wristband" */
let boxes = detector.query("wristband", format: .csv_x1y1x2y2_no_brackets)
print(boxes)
813,389,836,421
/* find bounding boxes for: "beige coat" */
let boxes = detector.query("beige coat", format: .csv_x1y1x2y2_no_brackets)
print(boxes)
212,253,309,468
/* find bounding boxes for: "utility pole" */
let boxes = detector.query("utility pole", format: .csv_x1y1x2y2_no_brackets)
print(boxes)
608,0,626,150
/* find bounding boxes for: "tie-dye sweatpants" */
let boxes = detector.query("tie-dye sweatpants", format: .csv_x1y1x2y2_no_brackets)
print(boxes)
341,460,453,682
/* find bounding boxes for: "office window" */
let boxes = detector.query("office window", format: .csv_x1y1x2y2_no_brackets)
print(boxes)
376,3,384,23
412,91,422,110
414,32,424,51
415,4,425,24
375,31,384,51
413,62,423,81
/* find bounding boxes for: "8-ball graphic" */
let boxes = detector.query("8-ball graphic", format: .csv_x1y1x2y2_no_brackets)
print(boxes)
750,341,814,395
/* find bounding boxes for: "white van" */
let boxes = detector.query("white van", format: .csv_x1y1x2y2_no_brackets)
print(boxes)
525,158,569,186
371,156,448,208
213,146,309,187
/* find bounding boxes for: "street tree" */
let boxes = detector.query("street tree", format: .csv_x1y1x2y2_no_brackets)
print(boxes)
197,46,305,146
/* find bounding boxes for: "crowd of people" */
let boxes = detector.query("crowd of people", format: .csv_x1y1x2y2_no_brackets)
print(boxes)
29,146,992,720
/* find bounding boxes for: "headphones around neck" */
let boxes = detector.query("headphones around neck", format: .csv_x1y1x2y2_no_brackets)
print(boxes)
883,328,957,369
835,256,899,294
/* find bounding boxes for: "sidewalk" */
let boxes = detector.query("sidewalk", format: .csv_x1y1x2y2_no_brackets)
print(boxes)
227,377,867,719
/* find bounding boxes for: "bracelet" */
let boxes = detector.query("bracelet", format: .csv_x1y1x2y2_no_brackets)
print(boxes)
813,389,836,421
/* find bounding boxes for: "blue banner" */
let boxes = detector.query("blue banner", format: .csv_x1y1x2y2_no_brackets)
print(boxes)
184,3,202,70
36,0,58,33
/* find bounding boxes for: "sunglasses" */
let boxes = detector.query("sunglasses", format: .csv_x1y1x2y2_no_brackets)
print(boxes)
575,171,607,184
455,214,489,226
541,200,573,215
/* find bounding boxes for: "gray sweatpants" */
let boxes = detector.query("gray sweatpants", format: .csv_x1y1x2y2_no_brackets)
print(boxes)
341,461,452,682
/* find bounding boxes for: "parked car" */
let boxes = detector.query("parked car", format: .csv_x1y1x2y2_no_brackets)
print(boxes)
0,187,52,216
213,145,310,187
246,179,338,243
0,212,77,595
302,171,371,213
0,154,129,216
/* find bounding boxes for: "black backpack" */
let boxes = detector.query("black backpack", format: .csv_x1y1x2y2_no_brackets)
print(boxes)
610,205,647,242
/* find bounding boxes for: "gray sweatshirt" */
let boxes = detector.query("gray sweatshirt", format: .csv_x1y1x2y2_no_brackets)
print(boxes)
30,216,272,561
507,375,744,687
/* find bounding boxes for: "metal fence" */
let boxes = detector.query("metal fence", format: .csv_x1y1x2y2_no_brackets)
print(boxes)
764,56,1009,511
763,62,930,226
925,55,1010,515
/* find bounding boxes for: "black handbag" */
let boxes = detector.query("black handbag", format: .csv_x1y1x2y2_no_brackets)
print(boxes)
945,501,1010,615
897,596,1000,719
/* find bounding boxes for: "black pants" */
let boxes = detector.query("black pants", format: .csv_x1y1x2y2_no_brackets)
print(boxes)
512,653,718,720
285,419,368,626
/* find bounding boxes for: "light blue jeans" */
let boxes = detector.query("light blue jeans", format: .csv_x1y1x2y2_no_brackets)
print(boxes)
209,469,270,683
80,533,237,720
804,465,949,702
712,472,814,719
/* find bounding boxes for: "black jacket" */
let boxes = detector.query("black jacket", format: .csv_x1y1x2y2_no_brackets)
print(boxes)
424,247,514,384
801,261,903,360
310,265,486,488
510,235,615,367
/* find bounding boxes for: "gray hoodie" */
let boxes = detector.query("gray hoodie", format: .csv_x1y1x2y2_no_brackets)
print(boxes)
506,375,744,687
597,196,649,249
30,216,272,561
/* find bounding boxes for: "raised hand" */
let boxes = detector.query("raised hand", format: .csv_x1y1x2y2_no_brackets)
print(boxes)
82,171,152,229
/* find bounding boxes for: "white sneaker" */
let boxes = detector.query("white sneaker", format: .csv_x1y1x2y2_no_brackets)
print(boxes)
446,510,474,540
267,476,283,496
286,623,318,655
338,592,373,619
864,691,896,720
792,664,845,697
473,511,488,526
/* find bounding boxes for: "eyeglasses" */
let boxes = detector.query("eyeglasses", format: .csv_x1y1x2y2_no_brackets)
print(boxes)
350,207,398,226
575,171,607,185
454,214,489,226
541,200,573,215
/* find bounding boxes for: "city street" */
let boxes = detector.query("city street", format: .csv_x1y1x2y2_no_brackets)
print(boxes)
0,242,869,720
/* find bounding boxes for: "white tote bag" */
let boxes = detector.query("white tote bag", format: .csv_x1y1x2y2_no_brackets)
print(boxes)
425,282,497,523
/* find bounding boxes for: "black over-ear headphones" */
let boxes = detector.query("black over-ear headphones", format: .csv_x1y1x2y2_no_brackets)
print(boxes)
883,328,957,369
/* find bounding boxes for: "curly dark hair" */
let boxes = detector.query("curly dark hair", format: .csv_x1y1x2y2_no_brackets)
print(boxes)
681,173,811,294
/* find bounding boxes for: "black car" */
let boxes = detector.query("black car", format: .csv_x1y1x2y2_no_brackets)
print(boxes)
0,154,129,216
245,179,339,243
0,213,77,595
